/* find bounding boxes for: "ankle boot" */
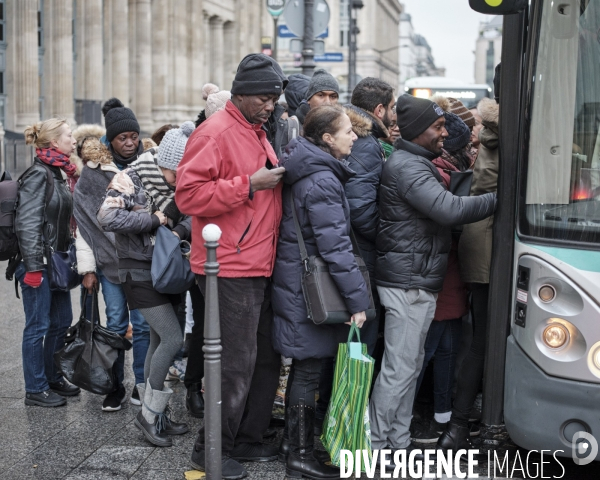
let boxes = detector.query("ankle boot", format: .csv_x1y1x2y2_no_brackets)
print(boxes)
135,381,179,447
286,399,338,479
186,383,205,418
437,422,472,452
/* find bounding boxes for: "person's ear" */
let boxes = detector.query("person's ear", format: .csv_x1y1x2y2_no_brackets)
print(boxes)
322,132,334,147
374,104,385,120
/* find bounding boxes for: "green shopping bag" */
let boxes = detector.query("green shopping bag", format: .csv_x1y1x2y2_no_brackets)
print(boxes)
321,323,374,472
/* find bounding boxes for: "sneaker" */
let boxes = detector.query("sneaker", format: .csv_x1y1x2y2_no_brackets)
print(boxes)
48,379,81,397
411,419,447,443
130,385,141,406
191,446,247,480
229,442,278,462
102,385,126,412
25,390,67,407
166,360,186,382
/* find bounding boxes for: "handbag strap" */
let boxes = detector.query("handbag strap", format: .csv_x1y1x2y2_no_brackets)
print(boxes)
81,288,101,325
348,322,361,343
289,190,362,267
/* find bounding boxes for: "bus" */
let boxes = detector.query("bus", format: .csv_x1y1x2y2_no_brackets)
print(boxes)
404,77,492,109
470,0,600,462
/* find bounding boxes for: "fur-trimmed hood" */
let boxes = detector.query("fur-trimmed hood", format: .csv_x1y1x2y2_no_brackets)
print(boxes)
477,98,499,127
344,104,389,139
80,136,114,167
69,124,106,176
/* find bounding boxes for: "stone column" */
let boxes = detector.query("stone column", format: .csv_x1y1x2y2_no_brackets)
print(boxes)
172,1,189,121
81,0,103,101
49,0,76,125
14,0,39,131
210,17,225,88
188,0,204,118
130,0,153,131
151,0,169,124
111,0,129,103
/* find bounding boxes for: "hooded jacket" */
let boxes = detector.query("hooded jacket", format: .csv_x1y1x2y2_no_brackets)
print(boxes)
376,138,497,292
284,74,310,117
272,137,371,360
15,160,73,272
458,98,499,284
176,100,283,278
344,105,387,277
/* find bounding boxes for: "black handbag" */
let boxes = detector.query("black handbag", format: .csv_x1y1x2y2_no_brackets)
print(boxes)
45,237,82,292
449,170,473,196
290,192,376,325
54,289,132,395
151,225,195,294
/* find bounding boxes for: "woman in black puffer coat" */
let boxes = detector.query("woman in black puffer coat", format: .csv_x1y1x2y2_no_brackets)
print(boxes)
272,105,371,480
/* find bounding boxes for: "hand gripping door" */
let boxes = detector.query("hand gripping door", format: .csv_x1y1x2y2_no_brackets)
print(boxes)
290,191,376,325
151,225,195,295
54,289,132,395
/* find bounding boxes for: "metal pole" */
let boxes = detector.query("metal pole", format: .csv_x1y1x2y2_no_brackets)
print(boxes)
203,224,223,480
348,0,355,93
301,0,315,76
272,16,278,62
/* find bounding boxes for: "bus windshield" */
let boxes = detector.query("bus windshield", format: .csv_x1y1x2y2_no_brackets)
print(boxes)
522,0,600,245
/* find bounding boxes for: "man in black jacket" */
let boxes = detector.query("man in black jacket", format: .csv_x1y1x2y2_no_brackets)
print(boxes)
369,94,497,462
344,77,395,355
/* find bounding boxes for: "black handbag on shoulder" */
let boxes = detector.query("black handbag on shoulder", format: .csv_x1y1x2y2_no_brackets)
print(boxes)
290,192,376,325
45,237,82,292
54,290,132,395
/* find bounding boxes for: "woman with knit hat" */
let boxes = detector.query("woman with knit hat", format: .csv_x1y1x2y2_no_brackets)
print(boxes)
97,122,195,447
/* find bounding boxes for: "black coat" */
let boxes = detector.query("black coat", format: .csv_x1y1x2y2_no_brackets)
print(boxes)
376,138,497,292
344,105,387,277
272,137,371,360
15,159,73,272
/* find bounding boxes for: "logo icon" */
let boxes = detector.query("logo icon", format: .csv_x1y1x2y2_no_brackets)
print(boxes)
572,432,598,466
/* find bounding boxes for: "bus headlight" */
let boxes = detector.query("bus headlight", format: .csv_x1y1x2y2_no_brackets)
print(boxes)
538,284,556,303
414,88,431,99
542,323,569,349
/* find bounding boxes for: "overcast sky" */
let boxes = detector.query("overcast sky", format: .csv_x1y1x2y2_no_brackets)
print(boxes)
400,0,493,83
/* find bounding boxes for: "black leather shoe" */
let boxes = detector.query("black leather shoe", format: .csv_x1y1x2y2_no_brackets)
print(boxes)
162,407,189,435
278,437,330,464
48,379,81,397
437,422,472,452
186,384,204,418
263,428,278,440
230,442,278,462
134,410,172,447
191,446,247,479
24,390,66,407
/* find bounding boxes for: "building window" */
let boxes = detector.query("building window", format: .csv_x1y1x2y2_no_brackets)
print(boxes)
486,40,495,86
340,0,349,47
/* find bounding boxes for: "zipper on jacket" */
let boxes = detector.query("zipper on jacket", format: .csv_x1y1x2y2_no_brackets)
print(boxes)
236,221,252,254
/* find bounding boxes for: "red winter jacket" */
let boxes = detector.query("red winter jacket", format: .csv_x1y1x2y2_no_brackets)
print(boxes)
431,156,469,321
175,101,283,277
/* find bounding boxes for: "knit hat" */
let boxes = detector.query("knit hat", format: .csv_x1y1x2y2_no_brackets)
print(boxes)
202,83,231,118
305,69,339,100
443,112,471,152
157,121,195,171
231,53,287,96
102,98,140,142
446,97,475,129
396,94,444,141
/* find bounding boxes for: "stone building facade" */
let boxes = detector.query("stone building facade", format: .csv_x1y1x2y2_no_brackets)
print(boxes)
474,15,502,86
2,0,273,134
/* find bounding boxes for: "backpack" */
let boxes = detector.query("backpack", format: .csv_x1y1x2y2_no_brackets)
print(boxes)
1,164,54,280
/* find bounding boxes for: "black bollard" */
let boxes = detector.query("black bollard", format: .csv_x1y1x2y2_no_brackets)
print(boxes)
202,224,222,480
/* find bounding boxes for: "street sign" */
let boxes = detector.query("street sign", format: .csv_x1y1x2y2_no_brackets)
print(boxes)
278,25,329,39
315,52,344,62
283,0,330,38
266,0,286,17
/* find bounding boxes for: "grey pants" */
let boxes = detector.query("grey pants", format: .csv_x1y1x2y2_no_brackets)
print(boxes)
369,287,437,449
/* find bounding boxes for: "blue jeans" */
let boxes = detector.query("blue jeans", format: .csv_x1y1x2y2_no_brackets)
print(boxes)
415,318,463,413
83,269,150,386
16,263,73,393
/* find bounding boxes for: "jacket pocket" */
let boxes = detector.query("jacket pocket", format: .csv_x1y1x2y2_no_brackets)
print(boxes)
235,210,255,254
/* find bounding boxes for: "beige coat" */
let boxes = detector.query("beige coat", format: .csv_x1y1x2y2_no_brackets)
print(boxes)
458,98,499,284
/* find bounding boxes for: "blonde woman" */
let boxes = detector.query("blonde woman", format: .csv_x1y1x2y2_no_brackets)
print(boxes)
14,118,79,407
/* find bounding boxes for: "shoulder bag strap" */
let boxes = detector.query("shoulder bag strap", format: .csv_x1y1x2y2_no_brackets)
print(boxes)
290,190,362,262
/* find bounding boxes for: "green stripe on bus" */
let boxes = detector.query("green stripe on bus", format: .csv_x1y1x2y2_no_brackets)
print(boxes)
528,244,600,273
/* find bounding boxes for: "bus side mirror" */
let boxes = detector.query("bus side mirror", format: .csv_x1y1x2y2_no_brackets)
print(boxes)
469,0,527,15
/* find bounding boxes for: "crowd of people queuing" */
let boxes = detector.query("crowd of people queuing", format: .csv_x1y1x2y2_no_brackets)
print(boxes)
10,52,499,479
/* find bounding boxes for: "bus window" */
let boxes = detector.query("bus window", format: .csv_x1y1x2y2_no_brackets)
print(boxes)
522,0,600,244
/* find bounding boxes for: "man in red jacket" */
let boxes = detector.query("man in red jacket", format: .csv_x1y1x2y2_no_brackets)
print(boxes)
176,53,286,480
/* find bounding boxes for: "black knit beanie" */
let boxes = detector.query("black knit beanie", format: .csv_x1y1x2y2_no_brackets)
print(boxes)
443,112,471,152
231,54,287,96
102,98,140,142
396,94,444,141
305,69,339,100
